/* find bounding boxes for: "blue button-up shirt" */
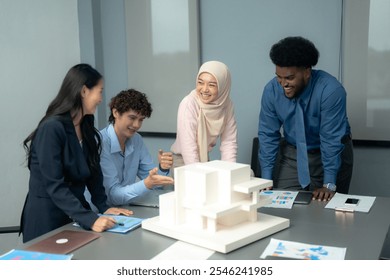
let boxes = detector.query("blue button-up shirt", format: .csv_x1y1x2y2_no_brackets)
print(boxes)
100,124,168,206
258,69,351,185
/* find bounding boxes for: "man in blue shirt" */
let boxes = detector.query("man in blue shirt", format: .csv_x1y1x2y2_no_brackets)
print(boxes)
100,89,174,206
258,36,353,201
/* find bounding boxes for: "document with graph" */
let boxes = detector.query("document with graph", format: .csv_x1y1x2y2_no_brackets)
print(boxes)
259,190,298,209
260,238,346,260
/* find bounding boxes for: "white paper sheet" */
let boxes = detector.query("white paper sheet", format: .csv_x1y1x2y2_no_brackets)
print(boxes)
325,192,376,213
151,241,215,260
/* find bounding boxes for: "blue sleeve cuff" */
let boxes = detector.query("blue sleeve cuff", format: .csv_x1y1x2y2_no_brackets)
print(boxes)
158,164,170,174
261,170,273,180
323,174,336,185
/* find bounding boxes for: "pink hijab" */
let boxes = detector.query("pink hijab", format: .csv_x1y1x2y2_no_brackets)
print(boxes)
190,61,234,162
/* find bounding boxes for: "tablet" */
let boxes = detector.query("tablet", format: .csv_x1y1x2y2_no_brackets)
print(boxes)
294,191,313,205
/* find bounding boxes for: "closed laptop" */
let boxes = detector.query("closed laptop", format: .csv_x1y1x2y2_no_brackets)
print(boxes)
25,230,100,255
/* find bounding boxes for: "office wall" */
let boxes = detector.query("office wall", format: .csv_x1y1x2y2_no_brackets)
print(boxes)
350,146,390,197
78,0,129,129
124,0,200,134
0,0,81,226
342,0,390,142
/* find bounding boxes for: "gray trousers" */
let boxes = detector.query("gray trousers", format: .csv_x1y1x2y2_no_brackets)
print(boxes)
273,136,353,194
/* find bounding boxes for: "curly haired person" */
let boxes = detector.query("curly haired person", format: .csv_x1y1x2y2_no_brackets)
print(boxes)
258,36,353,201
99,89,174,206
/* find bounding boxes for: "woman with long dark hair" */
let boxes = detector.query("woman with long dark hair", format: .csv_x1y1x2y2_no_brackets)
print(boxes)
21,64,132,243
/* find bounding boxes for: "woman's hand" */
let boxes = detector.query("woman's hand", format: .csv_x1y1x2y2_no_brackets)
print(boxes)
91,216,116,232
91,207,133,232
104,207,133,216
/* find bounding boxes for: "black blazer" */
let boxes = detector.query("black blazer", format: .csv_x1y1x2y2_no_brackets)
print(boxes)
21,113,109,243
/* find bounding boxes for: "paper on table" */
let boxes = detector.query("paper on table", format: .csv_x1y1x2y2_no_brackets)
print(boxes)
260,238,346,260
259,190,298,209
103,215,143,233
152,241,215,260
73,215,143,234
325,193,376,213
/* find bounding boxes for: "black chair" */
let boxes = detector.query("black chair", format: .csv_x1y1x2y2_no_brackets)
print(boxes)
0,226,21,254
0,226,20,234
250,137,261,178
380,225,390,260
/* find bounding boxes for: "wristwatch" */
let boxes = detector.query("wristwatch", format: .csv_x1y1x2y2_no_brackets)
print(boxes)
324,183,337,192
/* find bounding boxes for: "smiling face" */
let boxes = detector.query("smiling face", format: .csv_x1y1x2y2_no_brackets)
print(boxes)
113,109,145,143
81,78,104,114
275,66,310,99
196,72,219,104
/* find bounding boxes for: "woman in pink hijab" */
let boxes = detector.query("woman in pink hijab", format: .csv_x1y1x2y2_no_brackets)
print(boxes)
171,61,237,168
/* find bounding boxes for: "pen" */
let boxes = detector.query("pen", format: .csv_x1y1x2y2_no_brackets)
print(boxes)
335,207,354,213
115,221,125,226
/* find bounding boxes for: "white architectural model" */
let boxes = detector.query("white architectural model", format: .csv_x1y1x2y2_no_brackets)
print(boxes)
142,160,289,253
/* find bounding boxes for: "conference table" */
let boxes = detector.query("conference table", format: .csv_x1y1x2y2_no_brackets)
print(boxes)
19,196,390,260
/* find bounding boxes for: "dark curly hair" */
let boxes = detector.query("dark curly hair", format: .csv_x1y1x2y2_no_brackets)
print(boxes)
270,36,319,68
108,89,152,123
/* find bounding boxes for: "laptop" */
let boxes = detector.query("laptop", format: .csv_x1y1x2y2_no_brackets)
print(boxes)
25,230,100,254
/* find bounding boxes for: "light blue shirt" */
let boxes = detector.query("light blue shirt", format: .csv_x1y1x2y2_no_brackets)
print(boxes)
100,124,169,206
258,70,351,184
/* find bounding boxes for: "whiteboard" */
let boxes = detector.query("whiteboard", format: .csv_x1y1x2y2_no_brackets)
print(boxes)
125,0,200,134
342,0,390,141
